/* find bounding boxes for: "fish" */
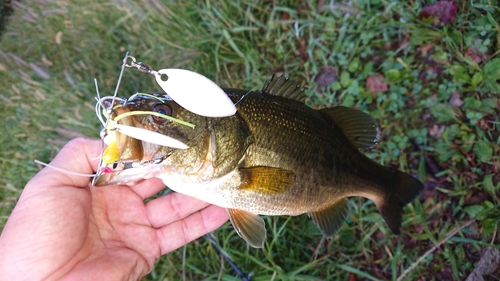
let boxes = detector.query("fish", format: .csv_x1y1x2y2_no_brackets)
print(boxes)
94,74,424,248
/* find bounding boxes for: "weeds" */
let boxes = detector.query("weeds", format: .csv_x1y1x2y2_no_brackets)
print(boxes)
1,0,499,280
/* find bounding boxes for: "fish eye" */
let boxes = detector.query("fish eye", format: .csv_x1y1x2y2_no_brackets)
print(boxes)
152,103,172,116
151,103,173,124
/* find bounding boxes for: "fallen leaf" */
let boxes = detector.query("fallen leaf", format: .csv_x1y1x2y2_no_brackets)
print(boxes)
41,54,53,66
366,73,388,95
420,44,435,55
29,62,50,80
419,0,458,28
315,66,338,87
398,39,410,51
9,52,28,66
33,90,46,100
465,46,487,64
429,124,445,138
449,91,463,107
477,116,489,130
466,248,500,281
55,31,63,45
0,94,12,104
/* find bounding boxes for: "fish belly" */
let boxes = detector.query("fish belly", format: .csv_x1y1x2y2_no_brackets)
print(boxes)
159,167,340,216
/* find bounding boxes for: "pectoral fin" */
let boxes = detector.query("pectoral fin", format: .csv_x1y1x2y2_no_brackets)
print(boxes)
238,166,295,195
226,208,266,248
308,198,350,237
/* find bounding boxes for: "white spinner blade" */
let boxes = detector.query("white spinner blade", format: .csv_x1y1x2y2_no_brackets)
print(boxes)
114,124,189,149
154,69,237,117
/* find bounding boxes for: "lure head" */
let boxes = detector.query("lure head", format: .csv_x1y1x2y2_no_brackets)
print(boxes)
93,93,210,186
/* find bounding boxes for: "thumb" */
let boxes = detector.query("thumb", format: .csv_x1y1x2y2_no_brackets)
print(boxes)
29,138,103,189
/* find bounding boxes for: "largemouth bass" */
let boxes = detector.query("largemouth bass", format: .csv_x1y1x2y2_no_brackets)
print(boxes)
94,75,423,248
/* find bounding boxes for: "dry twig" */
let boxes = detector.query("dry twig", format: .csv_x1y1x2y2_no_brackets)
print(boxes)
397,219,475,281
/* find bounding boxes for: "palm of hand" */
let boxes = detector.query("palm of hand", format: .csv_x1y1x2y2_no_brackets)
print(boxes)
0,138,227,280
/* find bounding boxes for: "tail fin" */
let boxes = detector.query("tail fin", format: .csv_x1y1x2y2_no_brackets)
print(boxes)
377,171,423,234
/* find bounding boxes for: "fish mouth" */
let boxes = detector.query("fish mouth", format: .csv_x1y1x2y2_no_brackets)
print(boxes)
92,96,195,186
92,137,169,186
92,106,162,186
93,161,164,186
93,166,138,186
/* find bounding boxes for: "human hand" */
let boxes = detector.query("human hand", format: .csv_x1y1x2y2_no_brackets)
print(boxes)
0,138,228,280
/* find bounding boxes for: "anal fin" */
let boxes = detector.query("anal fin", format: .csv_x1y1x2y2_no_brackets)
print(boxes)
308,198,350,237
226,208,266,248
239,166,295,195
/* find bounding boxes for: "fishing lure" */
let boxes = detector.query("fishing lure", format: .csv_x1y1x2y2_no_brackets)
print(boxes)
37,52,237,181
93,52,240,181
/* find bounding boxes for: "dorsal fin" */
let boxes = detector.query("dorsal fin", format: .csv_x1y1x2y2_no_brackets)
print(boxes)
321,106,381,150
261,74,306,103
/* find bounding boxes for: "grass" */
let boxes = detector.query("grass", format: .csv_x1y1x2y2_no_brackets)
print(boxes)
1,0,499,280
